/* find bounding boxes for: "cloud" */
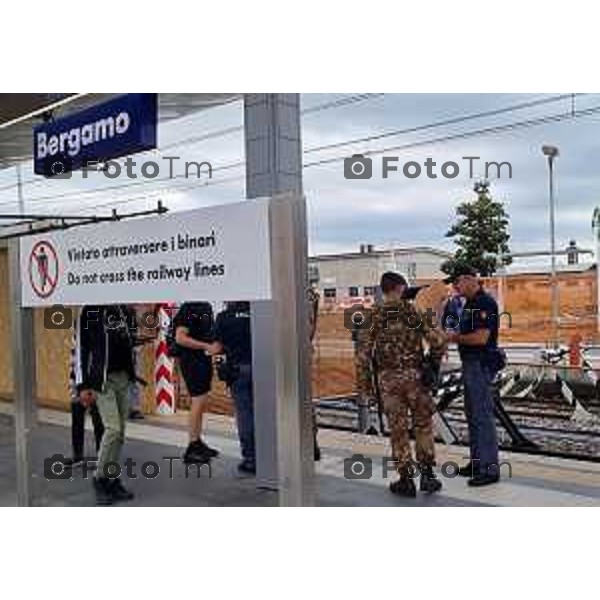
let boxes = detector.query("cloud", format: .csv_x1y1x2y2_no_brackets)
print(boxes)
2,93,599,262
302,94,600,257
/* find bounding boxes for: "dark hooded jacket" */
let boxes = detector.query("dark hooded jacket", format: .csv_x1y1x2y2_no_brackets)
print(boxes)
73,305,136,393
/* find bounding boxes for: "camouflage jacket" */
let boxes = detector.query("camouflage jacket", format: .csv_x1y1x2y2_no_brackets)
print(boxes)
355,299,447,396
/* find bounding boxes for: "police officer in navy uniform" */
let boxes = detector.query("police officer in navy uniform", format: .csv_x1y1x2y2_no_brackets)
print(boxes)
446,265,503,487
211,301,256,474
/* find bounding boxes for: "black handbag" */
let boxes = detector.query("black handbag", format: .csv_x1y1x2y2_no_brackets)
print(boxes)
216,357,240,385
421,354,441,388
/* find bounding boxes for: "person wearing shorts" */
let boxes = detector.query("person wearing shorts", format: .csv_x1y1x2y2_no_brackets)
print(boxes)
173,301,220,463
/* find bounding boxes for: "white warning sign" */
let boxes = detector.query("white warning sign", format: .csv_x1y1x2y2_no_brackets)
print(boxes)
19,198,272,307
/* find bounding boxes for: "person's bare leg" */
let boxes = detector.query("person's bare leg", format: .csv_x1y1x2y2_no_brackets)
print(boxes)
184,393,219,460
189,393,210,442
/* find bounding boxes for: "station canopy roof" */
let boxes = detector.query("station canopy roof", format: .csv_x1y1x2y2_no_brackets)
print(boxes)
0,93,241,171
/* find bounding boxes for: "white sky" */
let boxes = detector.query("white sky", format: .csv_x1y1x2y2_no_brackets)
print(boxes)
1,93,598,267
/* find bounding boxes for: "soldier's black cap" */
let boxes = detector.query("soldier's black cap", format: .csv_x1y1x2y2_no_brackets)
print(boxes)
443,264,479,284
402,285,425,300
380,271,407,293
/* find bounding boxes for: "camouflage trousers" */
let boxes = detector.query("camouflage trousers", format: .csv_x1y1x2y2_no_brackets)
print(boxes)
379,370,436,473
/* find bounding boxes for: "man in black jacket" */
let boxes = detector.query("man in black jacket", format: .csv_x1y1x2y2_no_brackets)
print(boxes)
75,305,136,505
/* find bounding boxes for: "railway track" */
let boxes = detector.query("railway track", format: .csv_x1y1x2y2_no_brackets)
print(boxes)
315,387,600,462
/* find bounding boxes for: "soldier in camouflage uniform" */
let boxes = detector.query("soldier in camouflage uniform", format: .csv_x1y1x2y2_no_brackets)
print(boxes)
356,272,447,497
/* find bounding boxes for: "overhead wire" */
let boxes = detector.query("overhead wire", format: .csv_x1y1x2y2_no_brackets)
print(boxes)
0,93,597,217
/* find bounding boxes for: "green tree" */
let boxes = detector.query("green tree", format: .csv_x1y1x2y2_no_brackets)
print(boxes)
442,180,512,277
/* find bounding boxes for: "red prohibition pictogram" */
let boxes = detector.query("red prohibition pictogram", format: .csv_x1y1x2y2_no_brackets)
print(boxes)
29,240,59,299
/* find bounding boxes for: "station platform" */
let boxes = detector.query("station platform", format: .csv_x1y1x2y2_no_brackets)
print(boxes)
1,401,598,507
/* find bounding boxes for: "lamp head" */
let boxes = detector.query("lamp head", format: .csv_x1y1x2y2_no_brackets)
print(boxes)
542,145,559,158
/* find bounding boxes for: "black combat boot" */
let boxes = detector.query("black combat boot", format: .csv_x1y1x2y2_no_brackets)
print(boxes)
468,473,500,487
389,476,417,498
237,459,257,475
420,465,442,494
110,478,135,502
458,460,480,478
93,477,114,506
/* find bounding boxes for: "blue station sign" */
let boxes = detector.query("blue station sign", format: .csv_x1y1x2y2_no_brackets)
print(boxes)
33,93,157,176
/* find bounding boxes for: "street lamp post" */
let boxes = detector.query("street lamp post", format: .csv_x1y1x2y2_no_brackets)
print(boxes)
542,145,560,348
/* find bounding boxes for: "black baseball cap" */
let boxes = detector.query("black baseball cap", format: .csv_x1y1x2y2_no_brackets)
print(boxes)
403,285,425,300
443,265,479,284
380,271,407,293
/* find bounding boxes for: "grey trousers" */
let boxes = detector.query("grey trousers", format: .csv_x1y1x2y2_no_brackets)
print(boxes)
95,371,130,478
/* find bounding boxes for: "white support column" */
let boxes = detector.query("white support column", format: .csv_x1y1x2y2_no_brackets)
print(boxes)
269,192,314,506
8,237,36,506
243,94,313,505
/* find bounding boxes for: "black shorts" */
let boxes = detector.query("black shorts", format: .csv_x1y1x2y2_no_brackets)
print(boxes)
178,351,213,397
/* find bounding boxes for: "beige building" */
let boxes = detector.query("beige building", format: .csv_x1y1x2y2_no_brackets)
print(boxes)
308,244,452,305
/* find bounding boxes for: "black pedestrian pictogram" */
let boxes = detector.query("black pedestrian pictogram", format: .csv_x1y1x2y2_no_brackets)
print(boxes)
29,240,59,299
